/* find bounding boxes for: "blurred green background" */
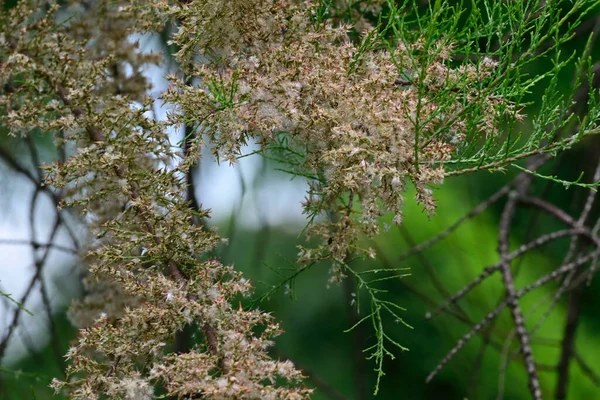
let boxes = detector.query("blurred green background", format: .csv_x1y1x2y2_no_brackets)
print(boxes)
2,0,600,399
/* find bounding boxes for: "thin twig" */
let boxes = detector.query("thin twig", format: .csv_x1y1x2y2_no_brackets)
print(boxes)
428,229,582,319
397,184,511,261
574,350,600,387
498,188,542,400
0,216,62,363
0,238,78,255
426,235,600,384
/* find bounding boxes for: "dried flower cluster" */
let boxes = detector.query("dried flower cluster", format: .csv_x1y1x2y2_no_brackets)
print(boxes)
2,0,310,398
0,0,525,397
161,0,514,280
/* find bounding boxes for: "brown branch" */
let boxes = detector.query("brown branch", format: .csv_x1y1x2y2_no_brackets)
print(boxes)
398,225,470,321
398,185,511,260
0,145,81,250
426,248,600,384
428,228,585,320
498,188,543,400
426,298,507,384
0,238,77,255
409,155,551,262
0,137,79,367
0,213,62,363
574,350,600,387
518,197,600,247
553,159,600,399
554,282,584,400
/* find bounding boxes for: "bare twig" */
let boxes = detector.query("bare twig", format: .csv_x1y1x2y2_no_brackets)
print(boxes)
574,350,600,387
497,170,542,400
428,229,584,320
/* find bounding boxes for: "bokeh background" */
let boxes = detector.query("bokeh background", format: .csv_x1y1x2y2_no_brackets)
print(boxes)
1,1,600,399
